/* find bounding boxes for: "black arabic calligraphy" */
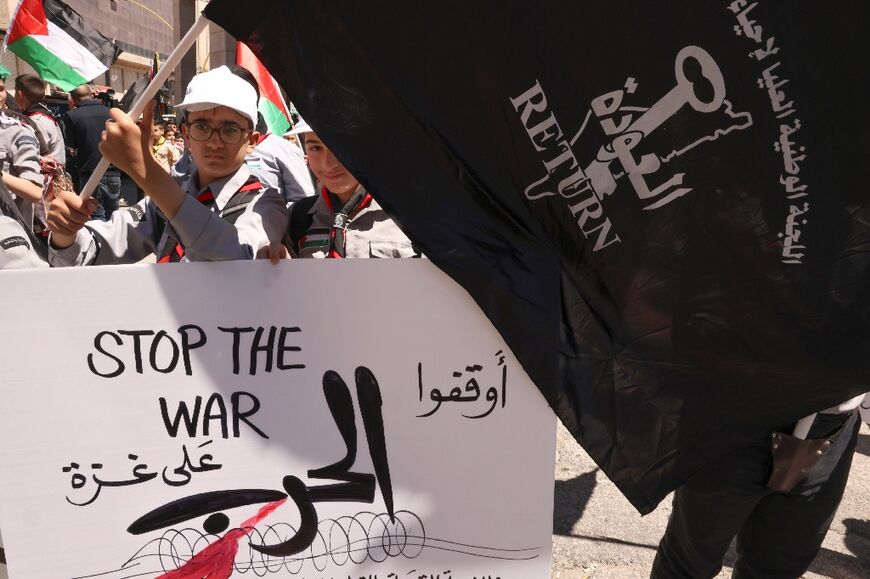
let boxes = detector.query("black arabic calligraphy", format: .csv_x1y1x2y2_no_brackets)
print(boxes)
64,440,222,506
418,351,508,419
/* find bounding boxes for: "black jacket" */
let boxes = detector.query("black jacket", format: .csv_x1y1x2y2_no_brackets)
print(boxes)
61,99,117,175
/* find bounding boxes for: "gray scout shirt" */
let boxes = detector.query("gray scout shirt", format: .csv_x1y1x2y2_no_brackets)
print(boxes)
291,189,419,259
0,216,46,269
0,180,46,268
49,164,287,266
0,112,43,229
25,103,66,165
246,133,314,204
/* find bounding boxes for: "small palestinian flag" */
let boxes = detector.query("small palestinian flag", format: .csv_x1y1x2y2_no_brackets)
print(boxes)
3,0,121,91
236,42,292,135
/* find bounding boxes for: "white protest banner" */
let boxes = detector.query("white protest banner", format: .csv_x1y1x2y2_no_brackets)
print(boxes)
0,260,556,579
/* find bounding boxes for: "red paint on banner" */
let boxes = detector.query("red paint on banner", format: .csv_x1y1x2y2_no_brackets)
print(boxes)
156,498,287,579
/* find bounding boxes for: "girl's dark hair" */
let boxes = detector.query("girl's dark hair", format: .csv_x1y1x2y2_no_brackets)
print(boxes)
227,65,260,102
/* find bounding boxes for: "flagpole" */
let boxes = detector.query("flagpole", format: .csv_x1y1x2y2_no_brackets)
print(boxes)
79,14,211,200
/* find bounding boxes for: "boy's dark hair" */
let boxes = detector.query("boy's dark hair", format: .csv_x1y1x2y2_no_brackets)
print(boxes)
153,118,166,128
14,74,46,104
256,112,268,134
227,65,260,102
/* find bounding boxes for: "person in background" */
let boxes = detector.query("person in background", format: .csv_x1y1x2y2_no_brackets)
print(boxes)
0,166,46,269
164,126,182,156
282,129,301,149
171,144,193,186
0,68,18,111
14,74,65,166
0,103,43,230
62,85,121,221
652,394,865,578
0,213,45,269
46,65,287,266
259,119,419,261
150,118,180,172
245,118,313,205
0,68,19,112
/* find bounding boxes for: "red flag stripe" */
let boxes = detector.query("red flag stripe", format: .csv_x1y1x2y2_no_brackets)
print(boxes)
7,0,49,45
236,42,290,120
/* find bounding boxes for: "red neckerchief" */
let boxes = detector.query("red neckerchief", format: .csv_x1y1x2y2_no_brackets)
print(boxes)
321,186,373,258
157,178,261,263
27,109,58,126
195,189,215,204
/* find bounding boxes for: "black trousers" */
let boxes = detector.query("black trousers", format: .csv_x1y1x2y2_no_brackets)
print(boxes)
81,170,122,221
651,413,860,579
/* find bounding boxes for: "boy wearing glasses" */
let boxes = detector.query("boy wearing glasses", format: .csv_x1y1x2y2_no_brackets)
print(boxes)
46,66,287,265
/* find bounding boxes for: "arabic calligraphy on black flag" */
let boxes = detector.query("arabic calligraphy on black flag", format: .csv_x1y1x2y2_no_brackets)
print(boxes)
204,0,870,513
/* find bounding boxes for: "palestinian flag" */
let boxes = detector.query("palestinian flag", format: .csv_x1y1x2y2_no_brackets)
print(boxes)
236,42,291,135
3,0,121,91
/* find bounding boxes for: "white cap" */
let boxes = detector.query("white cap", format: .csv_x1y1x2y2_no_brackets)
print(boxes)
286,117,313,135
174,66,258,128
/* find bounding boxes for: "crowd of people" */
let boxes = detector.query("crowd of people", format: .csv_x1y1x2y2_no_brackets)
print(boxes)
0,64,417,270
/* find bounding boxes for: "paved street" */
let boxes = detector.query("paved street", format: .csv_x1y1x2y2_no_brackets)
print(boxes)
552,422,870,578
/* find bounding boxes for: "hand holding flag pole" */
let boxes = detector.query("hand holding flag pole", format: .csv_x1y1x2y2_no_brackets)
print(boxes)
79,15,210,200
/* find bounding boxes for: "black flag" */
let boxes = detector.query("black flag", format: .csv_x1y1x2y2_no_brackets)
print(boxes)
204,1,870,513
119,53,166,114
43,0,122,69
118,74,148,114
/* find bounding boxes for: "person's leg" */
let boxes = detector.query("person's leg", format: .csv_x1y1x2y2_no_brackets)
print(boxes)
101,172,121,220
651,437,772,579
80,171,106,221
733,413,859,579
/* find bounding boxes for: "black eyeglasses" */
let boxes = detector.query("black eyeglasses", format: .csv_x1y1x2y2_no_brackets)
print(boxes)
186,121,251,145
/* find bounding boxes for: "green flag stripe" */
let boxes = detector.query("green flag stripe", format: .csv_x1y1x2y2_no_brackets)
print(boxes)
259,98,291,135
8,35,89,91
301,238,329,248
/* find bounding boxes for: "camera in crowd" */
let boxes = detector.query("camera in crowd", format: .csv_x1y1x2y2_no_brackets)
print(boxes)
95,88,118,108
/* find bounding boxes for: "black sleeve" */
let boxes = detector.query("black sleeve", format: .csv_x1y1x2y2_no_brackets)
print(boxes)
61,113,76,150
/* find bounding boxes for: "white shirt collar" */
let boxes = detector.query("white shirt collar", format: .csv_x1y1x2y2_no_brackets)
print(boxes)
183,164,252,211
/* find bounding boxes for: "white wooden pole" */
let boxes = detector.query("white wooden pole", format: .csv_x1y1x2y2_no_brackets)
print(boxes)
79,14,211,200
